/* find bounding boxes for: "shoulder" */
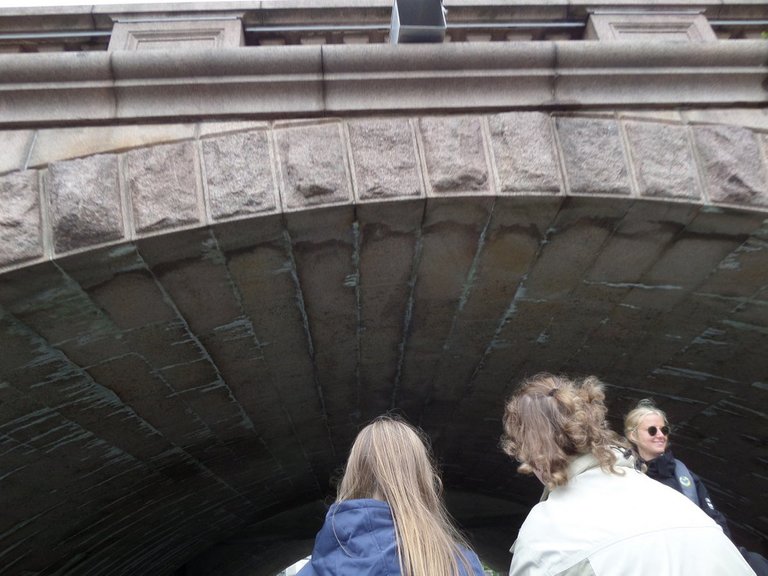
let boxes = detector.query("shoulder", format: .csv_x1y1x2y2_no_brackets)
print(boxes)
329,499,393,527
458,546,485,576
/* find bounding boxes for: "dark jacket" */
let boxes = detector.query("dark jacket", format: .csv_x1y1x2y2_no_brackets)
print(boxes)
297,498,484,576
643,450,731,538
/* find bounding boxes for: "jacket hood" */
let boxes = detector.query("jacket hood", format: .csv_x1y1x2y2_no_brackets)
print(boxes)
305,499,400,576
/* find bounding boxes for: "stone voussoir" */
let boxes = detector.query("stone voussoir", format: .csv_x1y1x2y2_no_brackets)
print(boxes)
419,115,491,196
201,129,279,221
46,154,124,254
623,120,702,201
274,121,353,212
555,116,633,197
0,170,43,269
123,140,203,235
692,124,768,207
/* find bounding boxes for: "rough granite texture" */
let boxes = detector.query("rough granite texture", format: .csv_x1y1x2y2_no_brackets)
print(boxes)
3,114,768,270
123,141,201,233
347,118,423,201
489,112,561,195
624,121,701,200
274,123,352,210
0,170,42,265
419,116,490,195
693,125,768,206
202,130,278,220
556,117,632,196
46,154,124,253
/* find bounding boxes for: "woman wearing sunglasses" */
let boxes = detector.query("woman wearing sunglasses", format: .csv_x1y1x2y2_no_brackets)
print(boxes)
624,399,730,535
625,400,768,575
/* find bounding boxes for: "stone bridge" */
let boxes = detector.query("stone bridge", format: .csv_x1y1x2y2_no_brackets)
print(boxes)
0,1,767,574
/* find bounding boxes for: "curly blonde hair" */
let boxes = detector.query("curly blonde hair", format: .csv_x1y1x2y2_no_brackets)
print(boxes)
501,373,627,490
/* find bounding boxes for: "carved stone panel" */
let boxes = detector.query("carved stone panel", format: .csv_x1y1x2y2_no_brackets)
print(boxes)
585,11,717,42
108,19,245,51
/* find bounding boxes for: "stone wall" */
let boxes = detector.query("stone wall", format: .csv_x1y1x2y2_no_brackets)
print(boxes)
3,110,768,272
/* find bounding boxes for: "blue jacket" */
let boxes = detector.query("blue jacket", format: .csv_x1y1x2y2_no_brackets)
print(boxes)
298,499,485,576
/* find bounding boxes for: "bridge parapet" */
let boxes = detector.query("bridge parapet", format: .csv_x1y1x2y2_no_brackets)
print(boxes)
0,0,766,52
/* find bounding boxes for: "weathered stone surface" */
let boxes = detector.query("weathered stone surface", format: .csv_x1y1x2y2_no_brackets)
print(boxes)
489,112,561,195
348,118,423,201
693,125,768,206
274,123,352,211
124,141,201,233
0,170,42,268
556,117,631,196
28,124,196,168
46,155,124,253
419,116,490,195
198,121,268,138
202,130,278,220
682,109,768,131
624,121,701,199
0,130,34,174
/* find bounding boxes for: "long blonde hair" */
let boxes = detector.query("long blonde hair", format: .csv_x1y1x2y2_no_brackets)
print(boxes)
336,416,475,576
500,373,627,490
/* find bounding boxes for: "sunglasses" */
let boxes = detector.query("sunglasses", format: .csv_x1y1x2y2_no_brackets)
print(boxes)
644,425,670,437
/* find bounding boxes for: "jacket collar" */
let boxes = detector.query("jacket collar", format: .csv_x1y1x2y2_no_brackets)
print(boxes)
541,447,636,501
644,449,676,479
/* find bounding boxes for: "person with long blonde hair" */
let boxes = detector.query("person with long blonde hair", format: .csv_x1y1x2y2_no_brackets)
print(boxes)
501,373,755,576
298,415,484,576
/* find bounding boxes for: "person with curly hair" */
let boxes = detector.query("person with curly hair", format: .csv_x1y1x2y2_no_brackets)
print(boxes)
298,415,484,576
501,373,755,576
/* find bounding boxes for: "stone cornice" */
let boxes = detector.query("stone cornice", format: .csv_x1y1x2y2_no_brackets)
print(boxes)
0,40,766,127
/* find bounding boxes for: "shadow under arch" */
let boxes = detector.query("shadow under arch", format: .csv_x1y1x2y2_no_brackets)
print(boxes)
1,112,767,573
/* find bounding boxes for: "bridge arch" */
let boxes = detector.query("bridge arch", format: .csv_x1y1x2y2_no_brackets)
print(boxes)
1,110,766,573
1,0,768,570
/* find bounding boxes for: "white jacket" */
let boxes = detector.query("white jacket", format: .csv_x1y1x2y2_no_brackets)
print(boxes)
509,450,755,576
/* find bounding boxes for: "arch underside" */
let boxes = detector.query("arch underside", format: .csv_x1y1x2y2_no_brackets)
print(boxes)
1,109,768,573
1,192,767,574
